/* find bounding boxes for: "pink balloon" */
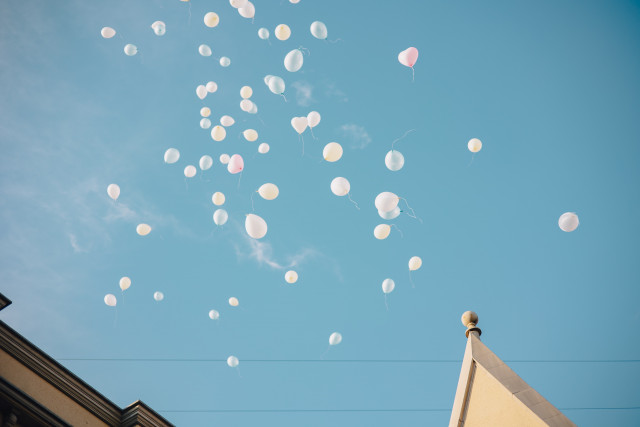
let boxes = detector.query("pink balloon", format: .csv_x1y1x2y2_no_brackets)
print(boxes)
398,47,419,68
227,154,244,174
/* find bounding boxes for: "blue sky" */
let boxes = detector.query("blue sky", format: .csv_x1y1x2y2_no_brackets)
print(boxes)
1,0,640,426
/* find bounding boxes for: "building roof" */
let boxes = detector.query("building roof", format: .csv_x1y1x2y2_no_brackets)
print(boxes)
449,311,577,427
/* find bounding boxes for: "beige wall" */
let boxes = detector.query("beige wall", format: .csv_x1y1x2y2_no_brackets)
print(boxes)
463,363,548,427
0,348,109,427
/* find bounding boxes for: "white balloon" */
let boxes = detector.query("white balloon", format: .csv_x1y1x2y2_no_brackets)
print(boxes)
263,75,274,86
379,206,400,220
101,27,116,39
136,224,152,236
285,270,298,284
375,192,399,213
240,99,253,112
219,56,231,67
184,165,197,178
240,85,253,99
227,355,239,368
290,0,300,3
310,21,328,40
307,111,321,128
211,125,226,141
199,155,213,170
558,212,579,232
164,148,180,164
228,297,239,306
374,224,391,240
284,49,304,72
119,276,131,291
203,12,219,28
220,115,235,127
291,117,308,134
268,76,285,95
468,138,482,153
382,278,395,294
409,256,422,271
248,103,258,114
243,129,258,142
104,294,117,307
199,44,212,57
330,177,350,196
151,21,166,36
153,291,164,301
245,214,267,239
201,107,211,118
238,1,255,18
123,44,137,56
208,309,220,320
230,0,248,8
196,85,208,100
206,81,218,93
107,184,120,201
258,183,279,200
258,143,270,154
329,332,342,346
323,142,342,162
212,192,225,205
219,154,230,165
275,24,291,41
200,118,211,129
385,150,405,171
213,209,228,226
258,28,269,40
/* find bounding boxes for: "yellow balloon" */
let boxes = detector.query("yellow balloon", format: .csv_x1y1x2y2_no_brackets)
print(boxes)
409,256,422,271
323,142,343,162
211,125,226,141
468,138,482,153
275,24,291,41
212,192,225,206
373,224,391,240
204,12,219,27
258,183,279,200
240,86,253,99
228,297,239,307
243,129,258,142
200,107,211,117
119,277,131,291
136,223,152,236
285,270,298,284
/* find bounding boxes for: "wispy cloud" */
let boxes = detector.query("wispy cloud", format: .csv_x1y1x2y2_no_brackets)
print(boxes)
340,124,372,149
292,81,315,106
324,81,348,103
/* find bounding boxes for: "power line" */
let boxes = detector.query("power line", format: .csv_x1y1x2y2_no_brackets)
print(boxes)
156,406,640,413
56,357,640,363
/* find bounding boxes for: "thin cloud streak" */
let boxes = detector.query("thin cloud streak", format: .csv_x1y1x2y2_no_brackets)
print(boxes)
340,124,372,149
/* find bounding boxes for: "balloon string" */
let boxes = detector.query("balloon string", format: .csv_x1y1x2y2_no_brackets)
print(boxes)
411,66,415,83
187,2,192,26
298,46,310,56
391,223,403,238
280,93,288,102
113,306,118,328
467,153,476,167
300,135,305,157
347,193,360,210
237,171,243,189
400,197,422,223
320,345,330,360
309,127,317,140
236,367,242,379
391,129,416,151
327,38,342,44
409,270,415,289
384,294,389,311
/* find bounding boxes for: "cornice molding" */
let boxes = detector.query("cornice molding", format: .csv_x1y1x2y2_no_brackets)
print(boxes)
0,321,121,425
0,376,70,426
